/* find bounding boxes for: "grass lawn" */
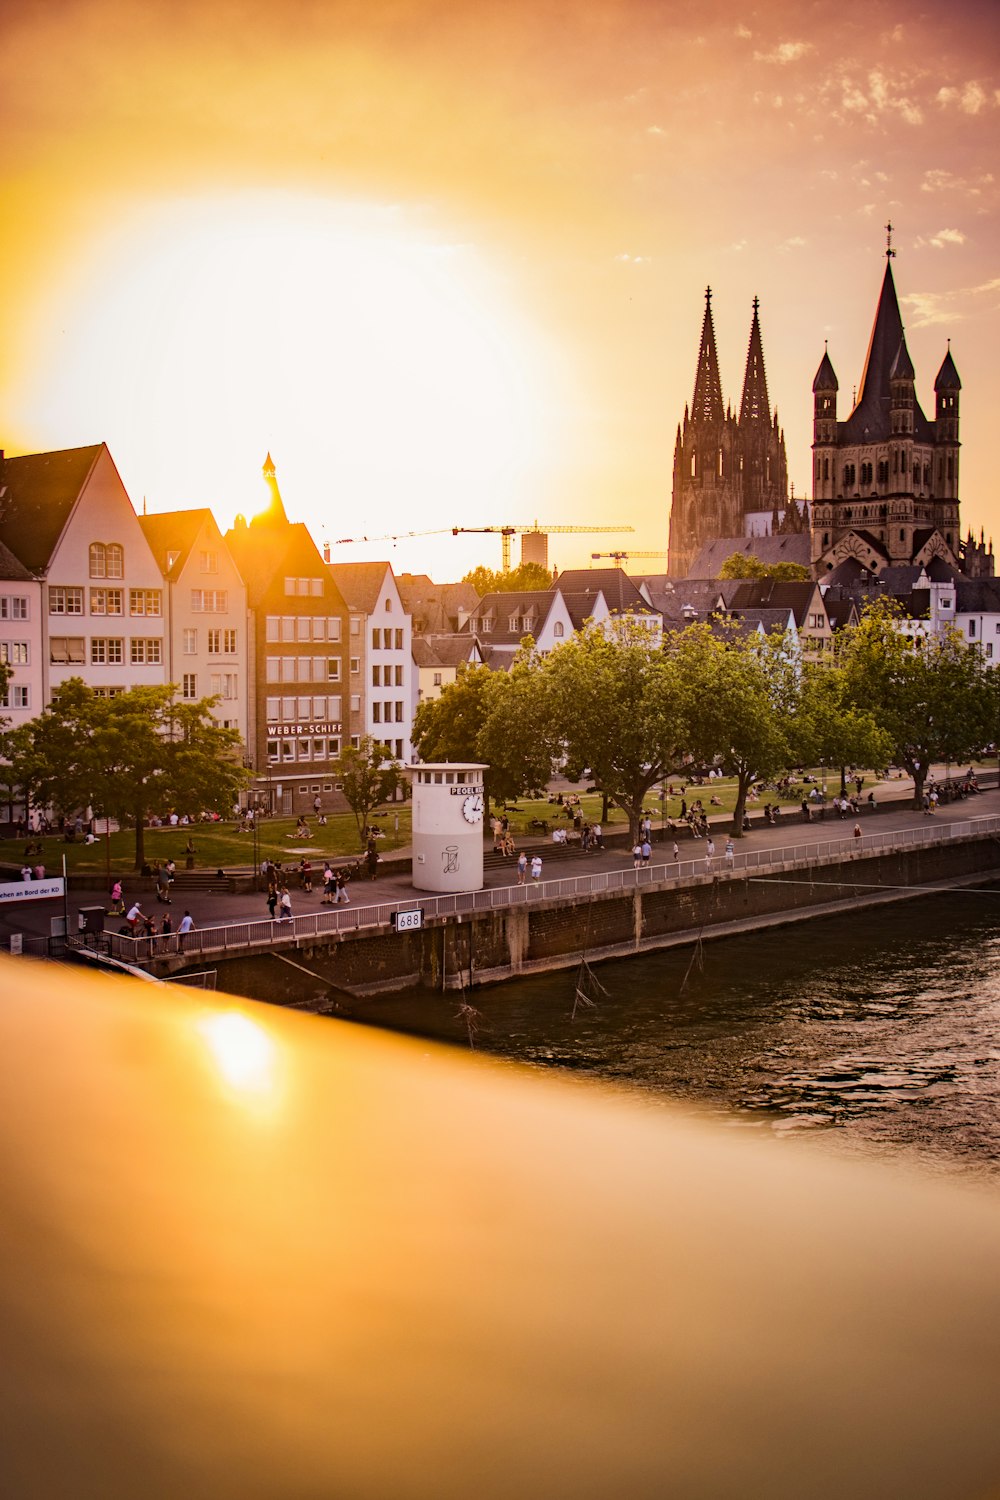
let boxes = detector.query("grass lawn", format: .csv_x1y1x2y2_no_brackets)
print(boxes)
4,760,988,877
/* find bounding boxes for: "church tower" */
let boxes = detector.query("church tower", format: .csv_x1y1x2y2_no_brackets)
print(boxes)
668,290,790,575
810,228,972,577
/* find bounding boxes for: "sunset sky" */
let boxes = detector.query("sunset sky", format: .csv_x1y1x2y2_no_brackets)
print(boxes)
3,0,999,577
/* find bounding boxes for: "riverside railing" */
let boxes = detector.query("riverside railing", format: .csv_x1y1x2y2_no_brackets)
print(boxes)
106,812,1000,967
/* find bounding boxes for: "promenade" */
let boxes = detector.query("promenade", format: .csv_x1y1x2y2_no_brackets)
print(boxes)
3,769,996,957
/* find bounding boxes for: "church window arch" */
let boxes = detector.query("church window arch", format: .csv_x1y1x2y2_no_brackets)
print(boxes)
823,458,829,481
947,456,954,481
691,452,697,479
718,448,724,478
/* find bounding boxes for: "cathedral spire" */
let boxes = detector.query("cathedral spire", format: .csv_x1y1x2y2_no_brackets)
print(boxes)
690,286,725,425
739,295,771,427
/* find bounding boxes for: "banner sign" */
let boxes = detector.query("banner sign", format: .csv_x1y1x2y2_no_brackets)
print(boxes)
0,879,65,904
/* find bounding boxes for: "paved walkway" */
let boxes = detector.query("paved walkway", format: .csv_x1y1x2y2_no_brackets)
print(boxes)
3,771,995,947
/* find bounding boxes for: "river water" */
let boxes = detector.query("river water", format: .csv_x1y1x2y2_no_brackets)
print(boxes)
358,891,1000,1184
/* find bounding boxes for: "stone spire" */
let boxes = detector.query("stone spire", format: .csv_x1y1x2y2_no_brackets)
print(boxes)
690,287,725,425
739,296,771,427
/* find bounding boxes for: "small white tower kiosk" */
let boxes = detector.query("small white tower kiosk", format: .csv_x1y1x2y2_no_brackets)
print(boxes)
407,763,486,893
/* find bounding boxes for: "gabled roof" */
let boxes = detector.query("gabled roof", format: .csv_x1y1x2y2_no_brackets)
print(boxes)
0,444,104,572
728,606,794,636
396,574,480,634
327,561,391,615
643,577,735,627
551,568,654,614
726,579,819,628
412,633,483,669
226,519,339,607
953,578,1000,613
0,536,35,582
686,533,811,578
464,590,557,645
139,509,216,578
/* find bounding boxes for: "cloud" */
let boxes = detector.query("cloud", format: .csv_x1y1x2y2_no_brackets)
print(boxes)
929,228,967,248
614,253,650,265
903,277,1000,327
921,168,996,197
936,81,991,114
735,24,752,40
726,240,748,254
778,236,806,253
754,40,812,65
646,124,664,136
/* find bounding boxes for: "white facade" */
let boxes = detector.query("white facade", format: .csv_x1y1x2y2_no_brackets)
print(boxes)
159,514,249,741
44,449,166,700
0,579,43,728
408,763,486,893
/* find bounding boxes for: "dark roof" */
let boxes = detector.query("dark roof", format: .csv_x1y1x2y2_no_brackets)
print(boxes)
890,336,915,382
812,350,839,393
840,260,933,444
686,533,811,577
0,444,104,572
327,561,390,615
726,579,818,627
396,574,480,634
464,590,556,646
954,578,1000,612
551,568,653,614
935,348,961,391
225,519,340,608
139,509,216,578
729,606,794,635
823,597,857,630
0,536,35,582
412,634,482,668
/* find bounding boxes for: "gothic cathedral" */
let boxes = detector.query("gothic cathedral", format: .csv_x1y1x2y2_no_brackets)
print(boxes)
667,290,792,577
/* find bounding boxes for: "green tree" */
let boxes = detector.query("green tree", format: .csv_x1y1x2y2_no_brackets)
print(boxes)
412,656,553,809
793,661,892,793
5,680,248,868
839,599,994,808
462,561,553,596
679,622,800,837
332,735,405,848
718,553,811,581
542,618,692,842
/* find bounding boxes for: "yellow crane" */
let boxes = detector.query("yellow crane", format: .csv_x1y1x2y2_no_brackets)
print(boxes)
452,523,633,573
590,550,668,569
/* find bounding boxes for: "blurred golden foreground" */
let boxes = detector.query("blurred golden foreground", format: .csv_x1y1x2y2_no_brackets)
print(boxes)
2,955,999,1500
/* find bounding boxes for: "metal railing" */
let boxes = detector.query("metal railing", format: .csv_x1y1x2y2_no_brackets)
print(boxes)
105,812,1000,967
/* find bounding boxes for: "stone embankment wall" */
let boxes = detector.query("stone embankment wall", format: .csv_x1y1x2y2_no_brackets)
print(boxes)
206,832,1000,1006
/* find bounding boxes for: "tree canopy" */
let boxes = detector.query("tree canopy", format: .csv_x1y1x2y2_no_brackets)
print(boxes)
462,561,554,596
331,736,406,848
4,680,248,868
718,553,811,581
839,599,995,806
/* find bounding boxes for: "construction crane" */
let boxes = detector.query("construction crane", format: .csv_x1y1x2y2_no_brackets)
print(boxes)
590,550,668,569
452,523,633,573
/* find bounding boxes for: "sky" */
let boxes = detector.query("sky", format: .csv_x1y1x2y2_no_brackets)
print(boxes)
2,0,999,578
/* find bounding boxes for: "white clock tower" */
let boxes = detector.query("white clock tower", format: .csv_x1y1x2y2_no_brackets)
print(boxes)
407,763,487,893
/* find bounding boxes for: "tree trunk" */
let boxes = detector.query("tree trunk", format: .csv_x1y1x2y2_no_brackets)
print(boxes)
911,763,927,811
731,771,751,838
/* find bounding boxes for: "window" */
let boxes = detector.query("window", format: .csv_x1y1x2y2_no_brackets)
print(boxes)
130,638,162,664
50,636,85,663
182,674,198,699
480,617,492,633
199,550,218,573
210,673,238,699
89,542,124,578
328,617,342,642
350,735,360,748
191,589,227,612
1,684,29,709
329,695,342,720
350,695,361,712
49,587,84,615
394,664,403,686
129,588,162,616
207,629,220,653
372,702,381,723
988,644,994,660
372,628,381,649
969,620,976,639
350,657,360,674
553,621,564,638
266,616,280,642
183,628,197,655
350,616,360,636
395,701,403,722
312,696,327,719
267,740,280,762
941,598,952,610
224,629,237,653
90,587,123,615
0,642,29,665
0,596,29,620
433,671,442,687
372,665,381,687
327,658,341,681
328,738,341,756
90,638,124,664
385,598,392,612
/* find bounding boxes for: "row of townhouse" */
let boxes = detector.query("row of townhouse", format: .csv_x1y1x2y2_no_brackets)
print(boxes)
0,445,417,816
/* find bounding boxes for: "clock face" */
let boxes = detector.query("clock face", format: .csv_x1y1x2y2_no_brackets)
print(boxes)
462,792,484,824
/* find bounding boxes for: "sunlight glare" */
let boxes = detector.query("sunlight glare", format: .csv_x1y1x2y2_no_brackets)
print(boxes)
14,193,567,536
197,1010,276,1095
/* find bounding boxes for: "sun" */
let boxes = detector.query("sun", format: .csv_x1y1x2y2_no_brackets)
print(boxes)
11,192,570,549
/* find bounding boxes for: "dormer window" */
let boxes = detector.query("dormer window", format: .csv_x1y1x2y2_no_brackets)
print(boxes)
941,598,952,609
89,542,124,579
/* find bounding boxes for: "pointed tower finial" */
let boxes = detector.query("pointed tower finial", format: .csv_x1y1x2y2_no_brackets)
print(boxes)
690,286,725,424
739,294,771,427
886,221,896,259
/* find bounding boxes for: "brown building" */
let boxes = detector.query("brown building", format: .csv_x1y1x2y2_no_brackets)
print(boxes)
225,456,348,815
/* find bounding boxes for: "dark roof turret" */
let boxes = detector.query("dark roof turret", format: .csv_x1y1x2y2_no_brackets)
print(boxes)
934,344,962,392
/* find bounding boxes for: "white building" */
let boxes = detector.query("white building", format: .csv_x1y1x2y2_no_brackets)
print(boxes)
0,539,43,729
139,509,249,742
328,561,413,762
0,444,166,703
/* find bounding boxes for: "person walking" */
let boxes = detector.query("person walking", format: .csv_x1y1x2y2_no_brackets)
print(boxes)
705,837,716,870
517,851,528,885
632,841,642,869
724,838,735,869
335,870,351,905
853,822,863,843
672,841,680,861
278,887,293,922
110,880,124,916
177,911,195,950
266,886,278,919
530,854,543,884
640,838,651,866
322,864,335,904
